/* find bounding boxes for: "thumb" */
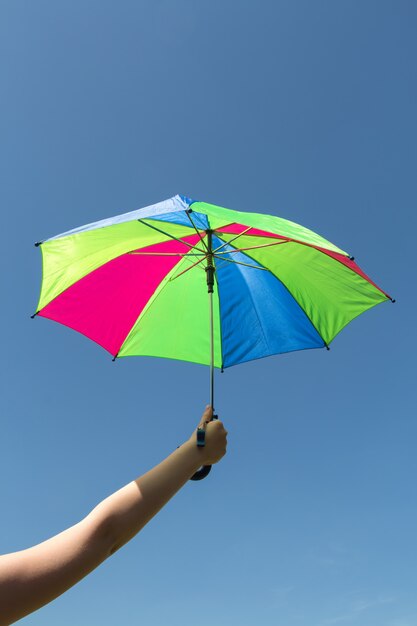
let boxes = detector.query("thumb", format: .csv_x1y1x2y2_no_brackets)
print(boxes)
198,405,213,428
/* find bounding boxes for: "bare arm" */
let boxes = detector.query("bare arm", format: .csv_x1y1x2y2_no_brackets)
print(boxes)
0,407,227,625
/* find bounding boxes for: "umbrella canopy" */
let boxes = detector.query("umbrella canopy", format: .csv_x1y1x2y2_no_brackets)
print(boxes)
33,194,392,370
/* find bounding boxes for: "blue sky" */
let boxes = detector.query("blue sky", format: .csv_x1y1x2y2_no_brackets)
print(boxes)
1,1,416,624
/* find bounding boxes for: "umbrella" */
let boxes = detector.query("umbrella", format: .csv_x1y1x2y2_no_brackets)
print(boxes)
33,194,393,479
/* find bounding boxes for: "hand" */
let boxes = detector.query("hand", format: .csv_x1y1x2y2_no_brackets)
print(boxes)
188,405,228,466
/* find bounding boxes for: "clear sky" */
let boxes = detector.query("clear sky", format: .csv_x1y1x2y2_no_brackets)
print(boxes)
1,1,416,625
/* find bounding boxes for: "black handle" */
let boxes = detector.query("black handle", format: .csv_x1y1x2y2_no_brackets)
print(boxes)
190,464,212,481
190,413,217,482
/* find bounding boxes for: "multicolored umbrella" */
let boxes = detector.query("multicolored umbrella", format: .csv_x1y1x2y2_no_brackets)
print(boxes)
33,194,392,478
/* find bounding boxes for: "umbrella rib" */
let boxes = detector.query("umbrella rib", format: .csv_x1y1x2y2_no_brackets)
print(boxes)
137,218,206,254
213,254,268,272
214,240,289,255
213,226,252,253
129,251,207,257
185,210,209,253
168,255,208,281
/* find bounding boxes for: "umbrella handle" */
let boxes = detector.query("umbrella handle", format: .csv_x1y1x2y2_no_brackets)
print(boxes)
190,464,212,481
189,413,217,482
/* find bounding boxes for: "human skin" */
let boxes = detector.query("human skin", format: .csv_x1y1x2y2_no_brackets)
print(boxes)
0,406,227,625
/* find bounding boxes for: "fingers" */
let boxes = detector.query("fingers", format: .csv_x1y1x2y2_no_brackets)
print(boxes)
204,419,228,464
207,419,228,437
191,405,228,465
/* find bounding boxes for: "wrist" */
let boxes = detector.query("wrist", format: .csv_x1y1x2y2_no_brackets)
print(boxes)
179,438,205,473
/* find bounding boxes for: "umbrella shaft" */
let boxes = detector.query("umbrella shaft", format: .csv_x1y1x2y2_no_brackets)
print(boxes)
209,290,214,410
205,230,215,410
205,230,215,294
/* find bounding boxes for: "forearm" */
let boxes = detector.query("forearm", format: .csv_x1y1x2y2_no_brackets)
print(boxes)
0,410,226,625
89,440,204,554
0,442,203,625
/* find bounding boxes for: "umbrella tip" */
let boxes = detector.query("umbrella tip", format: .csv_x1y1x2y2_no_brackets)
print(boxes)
34,241,42,247
30,312,38,319
112,353,119,362
179,194,195,206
